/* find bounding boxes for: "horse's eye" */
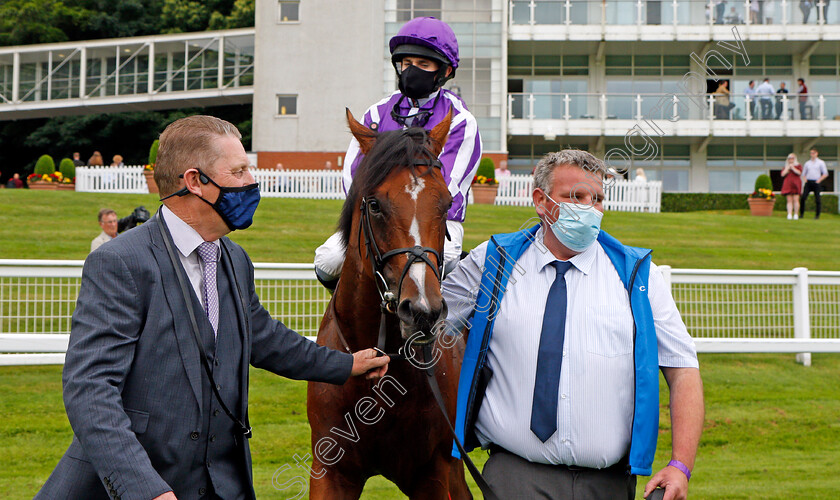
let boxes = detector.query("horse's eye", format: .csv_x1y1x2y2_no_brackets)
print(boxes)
368,199,382,214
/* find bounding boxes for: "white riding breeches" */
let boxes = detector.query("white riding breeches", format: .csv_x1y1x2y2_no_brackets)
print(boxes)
314,220,464,282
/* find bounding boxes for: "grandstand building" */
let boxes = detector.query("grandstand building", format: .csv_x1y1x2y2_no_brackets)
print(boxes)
253,0,839,193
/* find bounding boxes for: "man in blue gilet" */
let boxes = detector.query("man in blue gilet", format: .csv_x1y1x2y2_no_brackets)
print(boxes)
443,150,704,500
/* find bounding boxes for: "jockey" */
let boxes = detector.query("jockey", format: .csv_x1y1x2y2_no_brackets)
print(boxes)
315,16,483,290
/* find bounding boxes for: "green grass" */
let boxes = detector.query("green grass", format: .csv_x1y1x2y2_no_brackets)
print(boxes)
0,190,838,270
2,355,840,499
1,191,840,497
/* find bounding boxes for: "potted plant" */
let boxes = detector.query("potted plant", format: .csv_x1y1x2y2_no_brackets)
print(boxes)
27,155,58,190
57,158,76,190
145,139,159,193
747,174,776,216
471,157,498,204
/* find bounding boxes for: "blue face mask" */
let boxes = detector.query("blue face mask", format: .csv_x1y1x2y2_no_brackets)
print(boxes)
160,168,261,230
543,193,603,252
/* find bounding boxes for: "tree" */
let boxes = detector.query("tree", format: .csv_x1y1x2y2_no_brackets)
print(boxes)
0,0,89,45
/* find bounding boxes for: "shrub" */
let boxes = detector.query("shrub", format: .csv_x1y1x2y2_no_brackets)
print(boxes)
148,139,160,166
476,157,495,179
661,193,839,213
753,174,773,193
34,155,55,176
58,158,75,179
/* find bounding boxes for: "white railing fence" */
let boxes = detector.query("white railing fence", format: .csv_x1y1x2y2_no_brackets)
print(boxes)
2,260,839,366
67,169,663,213
253,169,344,199
496,175,662,213
76,165,148,193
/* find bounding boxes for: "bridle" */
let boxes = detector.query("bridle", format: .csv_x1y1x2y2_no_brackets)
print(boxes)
356,151,447,356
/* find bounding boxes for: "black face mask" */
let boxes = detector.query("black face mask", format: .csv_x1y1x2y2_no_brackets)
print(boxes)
398,65,440,100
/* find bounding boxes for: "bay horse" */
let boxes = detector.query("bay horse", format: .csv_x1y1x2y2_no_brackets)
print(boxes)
307,109,470,499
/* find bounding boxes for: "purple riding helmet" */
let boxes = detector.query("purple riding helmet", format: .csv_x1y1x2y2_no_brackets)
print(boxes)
389,17,459,98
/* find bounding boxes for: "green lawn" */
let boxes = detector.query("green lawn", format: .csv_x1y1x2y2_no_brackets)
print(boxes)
1,191,840,498
0,190,838,270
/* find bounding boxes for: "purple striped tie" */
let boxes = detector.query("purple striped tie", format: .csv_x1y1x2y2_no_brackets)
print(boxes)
197,242,219,336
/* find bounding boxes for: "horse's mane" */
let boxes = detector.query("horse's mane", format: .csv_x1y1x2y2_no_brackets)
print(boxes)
338,127,437,248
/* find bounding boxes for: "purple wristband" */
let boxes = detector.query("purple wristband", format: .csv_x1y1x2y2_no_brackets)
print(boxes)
668,459,691,481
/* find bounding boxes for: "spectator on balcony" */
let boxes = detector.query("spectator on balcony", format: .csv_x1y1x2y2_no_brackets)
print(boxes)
775,82,789,119
324,160,333,170
90,208,118,252
72,152,85,168
756,78,775,119
111,155,125,167
822,0,831,21
634,167,648,183
715,0,727,24
726,6,744,23
801,0,813,23
749,0,760,23
713,80,735,119
765,0,776,23
88,151,104,166
800,148,829,219
744,80,757,118
6,172,24,189
781,153,803,220
495,160,512,179
797,78,810,119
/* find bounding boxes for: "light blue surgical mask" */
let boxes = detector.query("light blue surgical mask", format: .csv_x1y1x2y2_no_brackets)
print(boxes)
543,193,603,252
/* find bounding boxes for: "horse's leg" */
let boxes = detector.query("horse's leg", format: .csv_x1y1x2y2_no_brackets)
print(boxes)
308,463,365,500
403,455,462,500
447,459,473,500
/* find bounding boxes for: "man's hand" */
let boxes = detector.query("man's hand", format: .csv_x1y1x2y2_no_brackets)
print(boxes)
153,492,177,500
644,465,688,500
351,349,390,379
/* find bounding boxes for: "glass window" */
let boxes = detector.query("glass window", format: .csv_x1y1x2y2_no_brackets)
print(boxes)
277,1,299,22
277,95,297,115
709,170,737,192
661,170,688,192
739,170,765,192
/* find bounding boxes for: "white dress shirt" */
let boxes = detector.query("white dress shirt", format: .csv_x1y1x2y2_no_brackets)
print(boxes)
802,158,828,181
161,206,221,323
442,227,698,468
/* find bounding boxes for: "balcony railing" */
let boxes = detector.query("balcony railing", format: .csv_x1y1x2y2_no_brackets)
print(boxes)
508,92,839,122
510,0,839,26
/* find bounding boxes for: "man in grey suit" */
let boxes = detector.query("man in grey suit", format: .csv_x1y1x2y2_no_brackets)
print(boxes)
37,116,390,500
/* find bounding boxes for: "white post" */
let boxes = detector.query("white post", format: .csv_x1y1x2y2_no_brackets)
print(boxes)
745,0,752,26
782,93,789,122
708,0,715,26
708,93,716,120
818,0,825,24
218,36,225,88
672,94,681,120
147,41,155,94
672,0,679,27
563,94,571,120
635,94,643,121
782,0,788,25
115,46,120,96
637,0,644,26
79,47,87,99
792,267,811,366
565,0,572,25
818,94,826,120
47,51,53,100
12,51,19,102
527,93,535,120
507,93,514,121
529,0,536,25
599,94,607,120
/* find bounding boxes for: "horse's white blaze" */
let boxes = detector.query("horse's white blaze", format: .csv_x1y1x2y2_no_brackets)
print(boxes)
405,177,425,201
408,215,429,311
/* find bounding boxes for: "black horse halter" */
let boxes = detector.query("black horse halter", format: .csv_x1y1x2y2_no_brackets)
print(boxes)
355,147,447,354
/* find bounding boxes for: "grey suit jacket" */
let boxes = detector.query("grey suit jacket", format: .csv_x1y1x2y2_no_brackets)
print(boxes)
36,215,353,500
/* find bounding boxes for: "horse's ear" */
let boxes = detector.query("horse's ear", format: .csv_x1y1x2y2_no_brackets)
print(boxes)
428,107,452,157
346,108,377,155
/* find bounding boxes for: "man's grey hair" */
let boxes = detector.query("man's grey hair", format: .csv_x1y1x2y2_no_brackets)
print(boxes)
533,149,607,194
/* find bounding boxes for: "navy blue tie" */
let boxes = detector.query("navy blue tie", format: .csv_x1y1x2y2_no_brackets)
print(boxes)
530,260,573,442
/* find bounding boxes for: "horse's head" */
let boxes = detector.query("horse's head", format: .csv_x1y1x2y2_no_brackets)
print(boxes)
339,108,453,344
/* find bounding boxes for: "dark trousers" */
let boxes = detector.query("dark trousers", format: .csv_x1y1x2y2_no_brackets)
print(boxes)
801,180,822,218
483,447,636,500
760,99,773,119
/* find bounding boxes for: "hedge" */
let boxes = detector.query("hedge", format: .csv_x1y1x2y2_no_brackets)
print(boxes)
34,155,55,176
58,158,75,179
661,193,839,213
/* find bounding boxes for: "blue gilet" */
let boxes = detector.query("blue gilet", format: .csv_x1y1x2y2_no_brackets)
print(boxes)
451,224,660,475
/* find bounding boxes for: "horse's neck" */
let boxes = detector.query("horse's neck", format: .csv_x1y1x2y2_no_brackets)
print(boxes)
332,251,389,350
